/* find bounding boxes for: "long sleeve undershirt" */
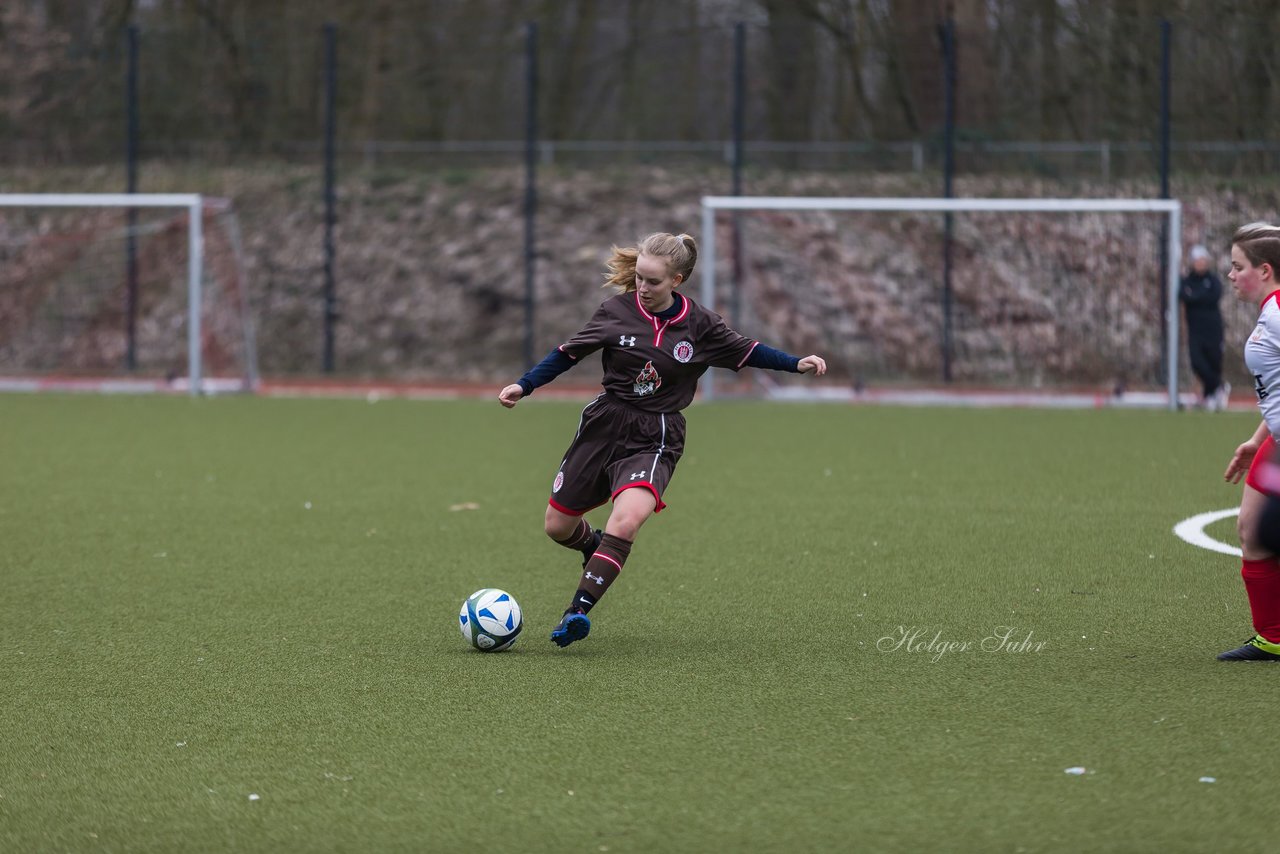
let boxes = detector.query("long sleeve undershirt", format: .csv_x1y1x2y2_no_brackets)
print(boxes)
516,342,801,396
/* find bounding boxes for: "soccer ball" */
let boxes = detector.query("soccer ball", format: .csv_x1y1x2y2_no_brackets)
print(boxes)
458,588,523,652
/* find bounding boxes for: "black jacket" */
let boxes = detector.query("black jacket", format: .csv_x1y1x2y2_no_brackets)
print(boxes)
1179,270,1224,337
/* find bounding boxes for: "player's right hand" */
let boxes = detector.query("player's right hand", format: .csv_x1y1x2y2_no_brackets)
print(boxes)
498,384,525,408
797,355,827,376
1225,440,1261,483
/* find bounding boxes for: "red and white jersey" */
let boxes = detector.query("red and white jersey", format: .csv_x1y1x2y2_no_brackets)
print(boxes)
1245,290,1280,437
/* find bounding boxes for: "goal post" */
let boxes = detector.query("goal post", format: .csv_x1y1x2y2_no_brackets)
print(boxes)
700,196,1183,409
0,193,255,396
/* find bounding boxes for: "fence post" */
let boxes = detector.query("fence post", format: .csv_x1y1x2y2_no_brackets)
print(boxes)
729,21,746,328
322,23,338,374
125,24,140,372
523,21,539,369
939,16,956,384
1158,19,1172,385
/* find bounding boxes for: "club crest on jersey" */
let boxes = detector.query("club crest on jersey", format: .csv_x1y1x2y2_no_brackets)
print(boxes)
553,471,564,493
672,340,694,363
633,360,662,396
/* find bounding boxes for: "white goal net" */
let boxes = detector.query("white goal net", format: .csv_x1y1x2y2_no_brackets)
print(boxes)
0,193,257,395
699,196,1183,409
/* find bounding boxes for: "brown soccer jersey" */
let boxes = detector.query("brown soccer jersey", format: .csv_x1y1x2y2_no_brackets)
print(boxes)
558,292,757,413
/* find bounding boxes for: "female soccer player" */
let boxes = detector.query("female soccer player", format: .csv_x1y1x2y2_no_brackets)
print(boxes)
498,232,827,647
1220,222,1280,660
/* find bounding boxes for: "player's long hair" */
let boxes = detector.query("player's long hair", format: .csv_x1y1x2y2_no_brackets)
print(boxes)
1232,222,1280,278
603,232,697,293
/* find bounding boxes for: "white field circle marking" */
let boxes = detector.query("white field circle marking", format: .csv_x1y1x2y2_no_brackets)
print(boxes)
1173,508,1242,557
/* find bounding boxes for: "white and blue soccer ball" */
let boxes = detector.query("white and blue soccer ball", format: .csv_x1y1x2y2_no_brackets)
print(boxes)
458,588,523,652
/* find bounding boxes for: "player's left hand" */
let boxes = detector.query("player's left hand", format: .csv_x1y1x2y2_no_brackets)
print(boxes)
797,355,827,376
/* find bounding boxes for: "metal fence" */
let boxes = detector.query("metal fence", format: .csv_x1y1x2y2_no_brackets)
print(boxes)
5,10,1280,182
3,5,1278,387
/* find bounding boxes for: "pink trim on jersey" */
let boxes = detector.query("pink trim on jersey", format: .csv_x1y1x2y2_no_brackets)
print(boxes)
635,292,658,326
737,341,760,369
592,552,624,573
653,296,690,348
611,481,667,513
669,294,691,323
634,292,690,348
556,344,578,360
1262,290,1280,313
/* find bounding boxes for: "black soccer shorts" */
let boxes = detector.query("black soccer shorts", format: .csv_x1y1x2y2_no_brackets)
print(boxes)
547,394,685,515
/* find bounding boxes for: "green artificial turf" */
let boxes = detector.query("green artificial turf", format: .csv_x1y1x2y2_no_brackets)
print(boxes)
0,394,1274,852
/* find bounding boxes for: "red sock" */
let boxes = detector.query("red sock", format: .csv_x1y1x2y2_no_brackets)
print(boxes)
1241,558,1280,644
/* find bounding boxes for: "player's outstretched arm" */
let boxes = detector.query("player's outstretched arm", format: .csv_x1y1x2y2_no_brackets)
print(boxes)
498,384,525,408
797,355,827,376
743,343,826,376
499,348,578,408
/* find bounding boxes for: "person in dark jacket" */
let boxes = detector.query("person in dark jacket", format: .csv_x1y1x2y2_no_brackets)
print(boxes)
1181,244,1229,410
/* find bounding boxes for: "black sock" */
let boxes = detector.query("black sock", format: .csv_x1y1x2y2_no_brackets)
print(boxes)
567,533,631,614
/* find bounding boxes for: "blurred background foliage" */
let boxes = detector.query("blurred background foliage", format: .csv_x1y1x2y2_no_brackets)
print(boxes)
4,0,1279,175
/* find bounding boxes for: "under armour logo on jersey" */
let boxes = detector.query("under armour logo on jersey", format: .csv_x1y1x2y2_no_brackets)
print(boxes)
629,470,647,481
585,572,605,586
619,335,637,347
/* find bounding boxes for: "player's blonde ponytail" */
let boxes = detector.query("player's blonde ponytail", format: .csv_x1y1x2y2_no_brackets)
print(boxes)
603,232,697,292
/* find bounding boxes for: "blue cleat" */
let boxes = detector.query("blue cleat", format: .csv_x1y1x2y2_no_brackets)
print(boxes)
551,611,591,648
1217,635,1280,661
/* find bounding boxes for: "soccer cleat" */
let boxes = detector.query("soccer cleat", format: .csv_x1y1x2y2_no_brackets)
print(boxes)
1216,635,1280,661
550,610,591,647
581,528,603,568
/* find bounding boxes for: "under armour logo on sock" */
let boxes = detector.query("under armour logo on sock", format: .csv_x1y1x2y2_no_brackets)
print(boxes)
585,571,604,585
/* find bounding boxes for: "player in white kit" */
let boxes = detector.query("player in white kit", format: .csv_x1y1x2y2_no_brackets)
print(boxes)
1220,222,1280,660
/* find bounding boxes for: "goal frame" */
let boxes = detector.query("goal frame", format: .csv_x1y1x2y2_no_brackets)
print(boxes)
699,196,1183,409
0,193,208,395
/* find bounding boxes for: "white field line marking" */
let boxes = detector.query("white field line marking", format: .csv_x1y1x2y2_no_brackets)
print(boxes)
1173,508,1242,557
